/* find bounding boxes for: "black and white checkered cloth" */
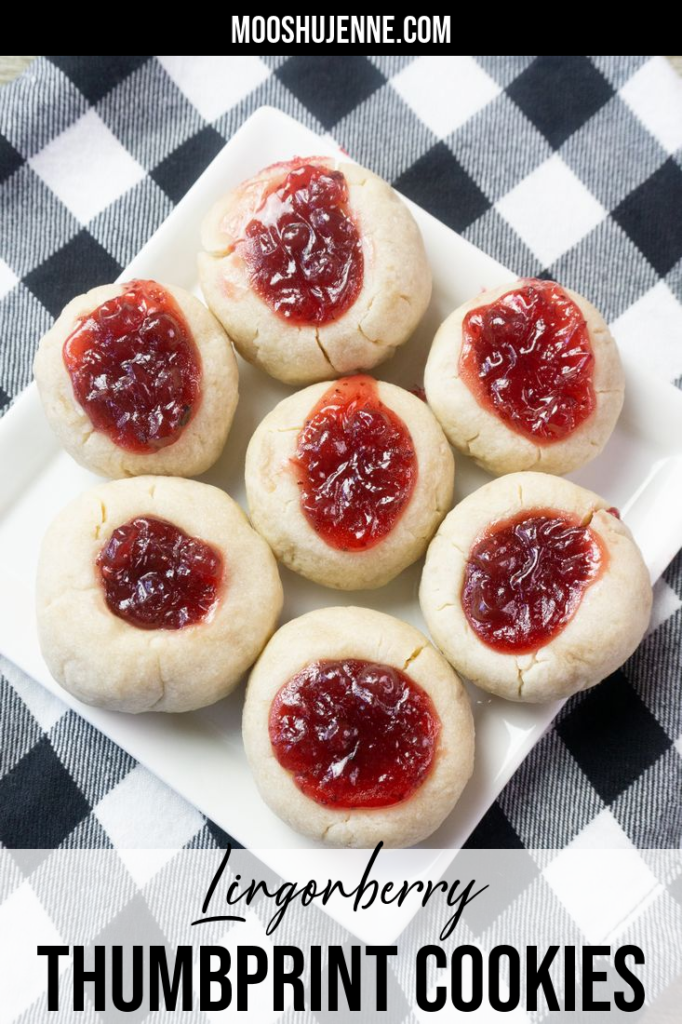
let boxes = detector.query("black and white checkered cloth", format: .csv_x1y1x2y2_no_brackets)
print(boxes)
1,59,682,1012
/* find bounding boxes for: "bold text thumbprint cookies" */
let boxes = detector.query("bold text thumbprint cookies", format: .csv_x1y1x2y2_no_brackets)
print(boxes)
34,280,239,478
36,477,282,713
425,279,624,476
242,608,474,847
245,375,454,589
420,473,652,702
198,157,432,385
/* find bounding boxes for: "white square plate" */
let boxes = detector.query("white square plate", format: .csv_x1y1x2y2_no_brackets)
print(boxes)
2,107,682,941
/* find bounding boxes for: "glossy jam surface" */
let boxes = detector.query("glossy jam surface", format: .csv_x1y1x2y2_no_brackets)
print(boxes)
239,162,363,325
97,517,223,631
63,280,202,453
462,509,604,654
292,376,417,551
460,280,595,443
269,659,440,808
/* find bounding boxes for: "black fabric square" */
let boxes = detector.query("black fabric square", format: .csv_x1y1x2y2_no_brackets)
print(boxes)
0,385,10,412
24,230,121,318
206,818,243,851
613,158,682,277
48,55,152,105
463,801,524,849
151,125,225,205
557,670,672,806
276,56,385,129
394,142,490,233
0,133,24,184
49,711,136,809
0,736,90,848
507,55,614,149
610,748,682,848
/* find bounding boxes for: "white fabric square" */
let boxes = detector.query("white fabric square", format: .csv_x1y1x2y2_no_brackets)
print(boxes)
29,109,145,224
496,154,606,266
647,578,682,636
621,57,682,155
0,881,64,1020
611,281,682,383
95,764,204,883
568,807,635,851
159,55,269,123
392,56,501,138
544,811,662,943
0,257,18,301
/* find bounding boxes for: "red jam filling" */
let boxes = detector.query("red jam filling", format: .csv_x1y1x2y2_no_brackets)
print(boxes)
269,658,440,808
63,279,202,454
239,161,363,325
459,279,595,443
97,516,223,631
291,375,417,552
462,509,604,654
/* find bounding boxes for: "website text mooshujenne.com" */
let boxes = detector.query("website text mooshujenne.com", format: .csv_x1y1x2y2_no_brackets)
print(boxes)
231,15,451,45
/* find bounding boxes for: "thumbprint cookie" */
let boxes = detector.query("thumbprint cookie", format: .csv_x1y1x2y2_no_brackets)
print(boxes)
198,157,432,385
425,279,624,476
245,375,454,589
242,607,474,848
34,280,238,478
420,472,651,702
36,477,282,712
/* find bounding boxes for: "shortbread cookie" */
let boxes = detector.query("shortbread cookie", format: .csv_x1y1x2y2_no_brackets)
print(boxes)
425,279,624,476
245,375,454,589
420,473,651,702
34,279,238,478
242,607,474,848
36,477,282,713
198,157,432,385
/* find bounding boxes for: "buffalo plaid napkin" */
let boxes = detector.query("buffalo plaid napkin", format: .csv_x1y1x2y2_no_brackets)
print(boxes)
1,62,681,1004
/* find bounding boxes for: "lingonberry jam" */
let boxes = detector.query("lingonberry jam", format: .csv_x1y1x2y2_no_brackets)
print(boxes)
239,161,363,325
269,658,440,808
97,516,223,630
292,376,417,551
63,279,202,453
459,279,595,443
462,509,604,654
